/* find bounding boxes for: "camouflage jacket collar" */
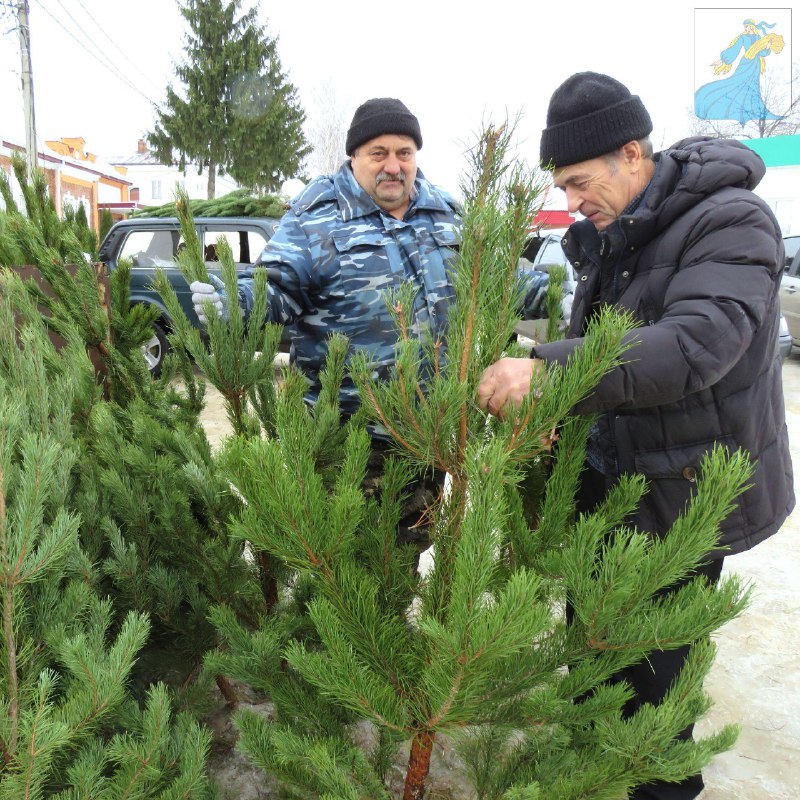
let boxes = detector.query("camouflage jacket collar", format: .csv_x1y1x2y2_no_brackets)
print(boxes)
332,161,453,222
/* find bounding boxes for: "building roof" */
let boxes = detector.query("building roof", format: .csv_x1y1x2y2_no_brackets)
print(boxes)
1,139,132,185
743,135,800,168
532,209,576,229
106,151,165,166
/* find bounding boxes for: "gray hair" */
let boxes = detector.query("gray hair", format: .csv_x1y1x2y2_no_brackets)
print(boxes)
604,137,653,172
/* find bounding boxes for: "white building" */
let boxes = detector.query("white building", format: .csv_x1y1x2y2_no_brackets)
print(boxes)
107,140,240,207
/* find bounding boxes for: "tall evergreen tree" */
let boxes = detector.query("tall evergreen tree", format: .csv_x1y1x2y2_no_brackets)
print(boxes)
99,207,115,244
148,0,310,197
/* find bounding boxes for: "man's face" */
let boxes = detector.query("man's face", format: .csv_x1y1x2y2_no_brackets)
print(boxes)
350,134,418,216
553,153,639,231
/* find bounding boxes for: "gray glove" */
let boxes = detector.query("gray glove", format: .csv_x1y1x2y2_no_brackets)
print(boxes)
190,274,228,324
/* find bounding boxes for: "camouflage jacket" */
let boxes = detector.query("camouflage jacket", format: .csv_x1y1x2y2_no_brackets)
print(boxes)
239,161,549,414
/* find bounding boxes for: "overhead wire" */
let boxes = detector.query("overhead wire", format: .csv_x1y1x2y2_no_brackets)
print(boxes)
31,0,158,105
70,0,167,96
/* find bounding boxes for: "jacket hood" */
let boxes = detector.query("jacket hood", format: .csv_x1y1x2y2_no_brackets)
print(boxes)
639,136,766,232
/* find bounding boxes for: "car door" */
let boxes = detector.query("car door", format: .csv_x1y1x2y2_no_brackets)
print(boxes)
780,236,800,344
162,222,276,325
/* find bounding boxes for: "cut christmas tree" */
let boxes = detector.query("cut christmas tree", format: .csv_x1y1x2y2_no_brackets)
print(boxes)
197,124,750,799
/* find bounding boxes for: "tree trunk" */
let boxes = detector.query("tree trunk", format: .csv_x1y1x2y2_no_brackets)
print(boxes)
207,162,216,199
402,730,434,800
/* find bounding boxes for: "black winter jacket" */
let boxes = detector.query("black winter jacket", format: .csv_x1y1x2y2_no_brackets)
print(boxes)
534,136,794,557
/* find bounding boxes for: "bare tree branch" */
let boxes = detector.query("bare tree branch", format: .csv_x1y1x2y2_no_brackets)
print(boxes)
303,82,351,176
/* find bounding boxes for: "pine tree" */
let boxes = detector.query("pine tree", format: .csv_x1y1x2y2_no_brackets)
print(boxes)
0,297,212,798
199,124,751,799
0,162,265,704
148,0,310,197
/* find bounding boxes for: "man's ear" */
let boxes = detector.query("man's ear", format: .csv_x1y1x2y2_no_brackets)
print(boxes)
620,140,645,173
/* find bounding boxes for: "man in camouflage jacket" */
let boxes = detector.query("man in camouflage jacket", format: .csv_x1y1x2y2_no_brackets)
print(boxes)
193,97,550,417
192,97,550,550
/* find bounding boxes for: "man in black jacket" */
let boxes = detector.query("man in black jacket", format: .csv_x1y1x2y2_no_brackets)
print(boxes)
478,72,794,800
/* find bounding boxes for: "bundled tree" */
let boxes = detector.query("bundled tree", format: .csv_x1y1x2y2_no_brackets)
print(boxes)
148,0,310,197
193,125,750,798
131,187,287,219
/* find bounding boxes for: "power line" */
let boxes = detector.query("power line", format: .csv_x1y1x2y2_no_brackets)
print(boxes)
47,0,156,101
31,0,156,105
70,0,166,96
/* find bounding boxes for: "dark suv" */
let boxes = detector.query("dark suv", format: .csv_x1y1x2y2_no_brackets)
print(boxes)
99,216,280,373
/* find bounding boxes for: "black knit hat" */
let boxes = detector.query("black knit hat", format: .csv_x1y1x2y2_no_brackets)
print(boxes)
539,72,652,169
346,98,422,155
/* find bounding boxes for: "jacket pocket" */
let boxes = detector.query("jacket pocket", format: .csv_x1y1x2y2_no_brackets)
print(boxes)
328,230,396,300
631,435,746,537
429,226,460,250
633,436,738,479
331,230,386,253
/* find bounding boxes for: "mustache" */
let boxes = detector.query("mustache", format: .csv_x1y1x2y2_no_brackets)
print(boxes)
376,171,406,184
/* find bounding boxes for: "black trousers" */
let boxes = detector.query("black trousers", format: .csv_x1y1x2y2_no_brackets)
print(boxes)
575,465,725,800
364,438,446,561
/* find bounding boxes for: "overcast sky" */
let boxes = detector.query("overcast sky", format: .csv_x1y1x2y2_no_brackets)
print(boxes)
0,1,796,197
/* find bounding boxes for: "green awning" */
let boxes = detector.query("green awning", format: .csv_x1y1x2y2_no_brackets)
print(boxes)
742,135,800,167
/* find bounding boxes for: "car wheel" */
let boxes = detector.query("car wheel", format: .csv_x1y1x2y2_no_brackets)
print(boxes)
142,321,170,376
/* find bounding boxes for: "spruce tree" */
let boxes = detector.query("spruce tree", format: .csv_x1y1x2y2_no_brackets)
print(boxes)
198,124,751,799
148,0,310,197
99,208,115,244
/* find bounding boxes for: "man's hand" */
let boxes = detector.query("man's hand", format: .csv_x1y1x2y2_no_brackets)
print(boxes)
190,274,228,324
477,357,546,419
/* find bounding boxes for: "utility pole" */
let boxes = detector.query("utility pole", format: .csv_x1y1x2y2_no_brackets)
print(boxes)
16,0,38,180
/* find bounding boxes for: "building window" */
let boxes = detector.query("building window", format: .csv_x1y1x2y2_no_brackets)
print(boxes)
151,180,162,200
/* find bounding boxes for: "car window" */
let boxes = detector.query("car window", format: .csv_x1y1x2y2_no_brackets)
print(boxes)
119,230,179,267
538,238,567,266
521,237,545,263
785,236,800,269
203,229,269,266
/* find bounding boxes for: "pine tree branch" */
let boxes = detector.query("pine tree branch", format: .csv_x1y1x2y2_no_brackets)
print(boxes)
360,382,426,463
114,700,168,800
394,364,428,439
21,692,52,799
2,583,19,758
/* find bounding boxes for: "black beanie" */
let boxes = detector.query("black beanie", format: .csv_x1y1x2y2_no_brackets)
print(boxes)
539,72,652,169
346,98,422,155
